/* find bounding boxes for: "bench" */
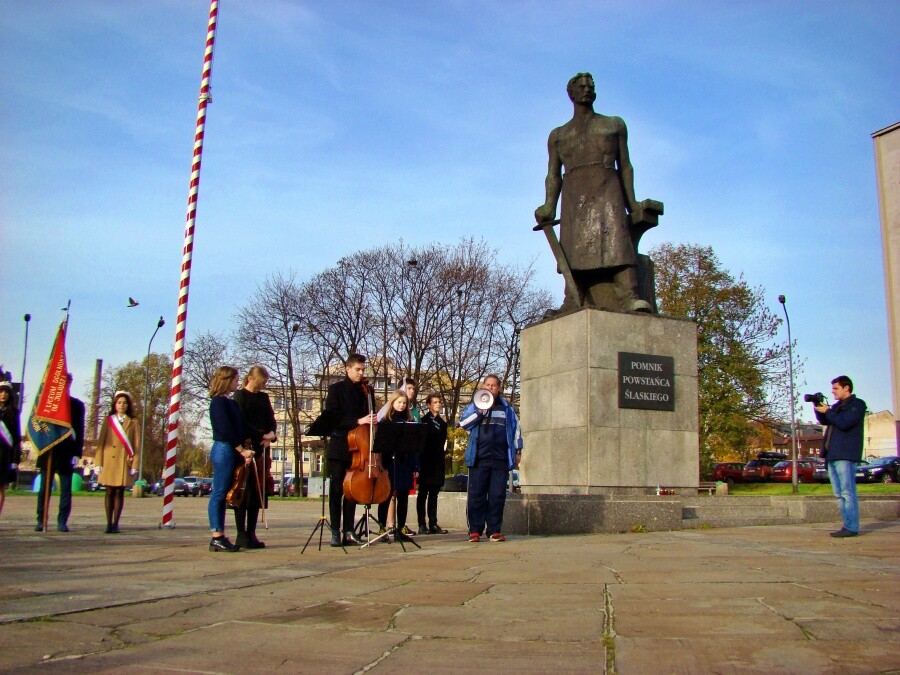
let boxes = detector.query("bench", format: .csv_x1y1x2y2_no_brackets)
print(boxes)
698,481,718,495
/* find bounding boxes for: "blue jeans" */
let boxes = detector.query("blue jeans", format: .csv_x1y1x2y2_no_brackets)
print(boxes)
36,470,73,527
209,441,236,533
467,460,509,536
828,460,859,533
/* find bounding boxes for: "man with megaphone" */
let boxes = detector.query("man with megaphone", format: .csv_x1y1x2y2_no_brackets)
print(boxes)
460,375,522,543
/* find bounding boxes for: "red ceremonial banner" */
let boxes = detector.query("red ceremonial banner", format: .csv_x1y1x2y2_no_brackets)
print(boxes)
33,323,71,426
27,321,73,458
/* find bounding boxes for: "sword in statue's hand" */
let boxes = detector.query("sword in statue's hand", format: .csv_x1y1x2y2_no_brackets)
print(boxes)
533,218,583,307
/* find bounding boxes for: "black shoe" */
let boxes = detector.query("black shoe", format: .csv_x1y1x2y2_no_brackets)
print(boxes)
209,536,239,552
429,524,448,534
235,532,250,549
343,530,362,546
330,529,342,547
104,524,114,534
111,524,120,534
830,528,859,538
246,535,266,549
417,525,429,535
57,524,70,532
35,524,44,532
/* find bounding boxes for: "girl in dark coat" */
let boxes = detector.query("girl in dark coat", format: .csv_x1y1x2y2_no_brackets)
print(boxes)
376,390,418,538
0,382,21,515
232,365,277,549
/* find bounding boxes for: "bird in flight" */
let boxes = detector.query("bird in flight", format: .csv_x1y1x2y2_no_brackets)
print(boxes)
128,297,139,307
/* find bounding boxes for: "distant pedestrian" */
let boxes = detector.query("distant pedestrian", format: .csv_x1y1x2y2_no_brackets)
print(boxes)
417,393,448,535
35,374,84,532
0,382,21,516
814,375,867,538
461,375,522,543
94,391,139,533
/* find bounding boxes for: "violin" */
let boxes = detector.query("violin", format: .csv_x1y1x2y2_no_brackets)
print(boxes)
226,461,249,508
343,380,391,505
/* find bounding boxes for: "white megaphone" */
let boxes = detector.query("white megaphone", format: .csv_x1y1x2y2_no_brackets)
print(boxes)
472,388,495,411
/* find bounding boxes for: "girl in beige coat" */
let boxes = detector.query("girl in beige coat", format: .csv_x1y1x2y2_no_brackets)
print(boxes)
95,392,139,533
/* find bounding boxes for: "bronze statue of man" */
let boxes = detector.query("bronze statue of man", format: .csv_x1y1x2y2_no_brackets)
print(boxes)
535,73,652,314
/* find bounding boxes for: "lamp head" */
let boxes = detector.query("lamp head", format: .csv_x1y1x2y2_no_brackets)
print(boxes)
778,295,786,304
24,313,31,322
157,316,165,329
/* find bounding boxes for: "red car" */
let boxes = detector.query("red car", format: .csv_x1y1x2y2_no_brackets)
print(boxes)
742,452,789,482
713,462,745,484
771,459,822,483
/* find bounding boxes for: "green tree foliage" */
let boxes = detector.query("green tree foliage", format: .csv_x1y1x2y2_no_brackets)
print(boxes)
650,243,798,470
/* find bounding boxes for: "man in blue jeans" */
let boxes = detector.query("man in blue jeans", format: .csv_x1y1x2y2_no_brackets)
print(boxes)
814,375,867,538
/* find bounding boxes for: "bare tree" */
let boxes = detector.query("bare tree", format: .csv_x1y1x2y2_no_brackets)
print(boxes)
233,272,309,494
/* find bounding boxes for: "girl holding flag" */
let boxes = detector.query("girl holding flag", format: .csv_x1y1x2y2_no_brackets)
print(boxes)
95,391,139,533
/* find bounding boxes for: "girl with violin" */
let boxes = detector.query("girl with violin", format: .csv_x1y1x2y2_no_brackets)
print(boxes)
208,366,253,552
324,353,374,547
94,391,139,533
232,365,277,549
376,390,418,540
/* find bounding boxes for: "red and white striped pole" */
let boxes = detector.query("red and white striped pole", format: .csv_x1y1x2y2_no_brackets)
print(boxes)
161,0,220,527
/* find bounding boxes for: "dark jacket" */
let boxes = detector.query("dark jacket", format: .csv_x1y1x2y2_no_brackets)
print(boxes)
232,389,277,452
419,411,448,487
325,378,370,463
815,394,866,463
209,396,245,449
37,397,85,475
1,403,22,481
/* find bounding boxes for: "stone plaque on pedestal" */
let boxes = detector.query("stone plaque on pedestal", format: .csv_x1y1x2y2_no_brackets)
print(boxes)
519,308,698,496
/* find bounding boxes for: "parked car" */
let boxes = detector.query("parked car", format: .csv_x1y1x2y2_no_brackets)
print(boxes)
182,476,201,496
742,452,789,482
282,475,309,496
856,456,900,483
813,463,830,483
170,477,192,497
199,477,213,496
771,459,822,483
713,462,745,484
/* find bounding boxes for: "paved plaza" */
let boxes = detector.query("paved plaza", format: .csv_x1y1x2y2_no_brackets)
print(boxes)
1,494,898,673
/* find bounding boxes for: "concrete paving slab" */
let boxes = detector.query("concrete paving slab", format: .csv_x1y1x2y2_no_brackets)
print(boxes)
615,637,900,675
1,495,898,673
372,636,607,673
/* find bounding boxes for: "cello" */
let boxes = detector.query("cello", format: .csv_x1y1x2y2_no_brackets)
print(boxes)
343,380,391,506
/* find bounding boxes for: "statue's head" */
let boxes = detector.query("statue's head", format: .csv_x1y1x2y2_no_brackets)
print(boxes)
567,73,596,104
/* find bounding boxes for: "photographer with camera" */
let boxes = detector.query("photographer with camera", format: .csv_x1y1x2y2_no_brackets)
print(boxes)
811,376,867,538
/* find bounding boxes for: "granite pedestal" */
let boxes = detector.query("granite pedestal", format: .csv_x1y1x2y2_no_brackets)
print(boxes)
518,307,699,497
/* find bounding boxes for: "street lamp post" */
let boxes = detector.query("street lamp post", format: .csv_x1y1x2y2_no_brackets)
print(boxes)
139,316,165,484
20,313,31,414
778,295,798,495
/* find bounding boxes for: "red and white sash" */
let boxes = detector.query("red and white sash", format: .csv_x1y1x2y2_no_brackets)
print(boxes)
108,415,135,458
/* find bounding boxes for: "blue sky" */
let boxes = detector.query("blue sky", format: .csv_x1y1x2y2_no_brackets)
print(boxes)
1,1,898,419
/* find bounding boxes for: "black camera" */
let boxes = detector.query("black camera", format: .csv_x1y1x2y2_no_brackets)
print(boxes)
803,392,826,405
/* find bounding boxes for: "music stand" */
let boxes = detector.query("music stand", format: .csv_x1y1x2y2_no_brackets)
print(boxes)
301,410,347,555
361,421,426,551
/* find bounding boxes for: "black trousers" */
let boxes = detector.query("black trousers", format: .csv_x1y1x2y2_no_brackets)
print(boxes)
36,469,73,527
327,459,357,533
416,484,441,527
377,492,409,530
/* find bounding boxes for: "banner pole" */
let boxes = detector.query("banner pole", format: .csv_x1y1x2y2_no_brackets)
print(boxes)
161,0,220,528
